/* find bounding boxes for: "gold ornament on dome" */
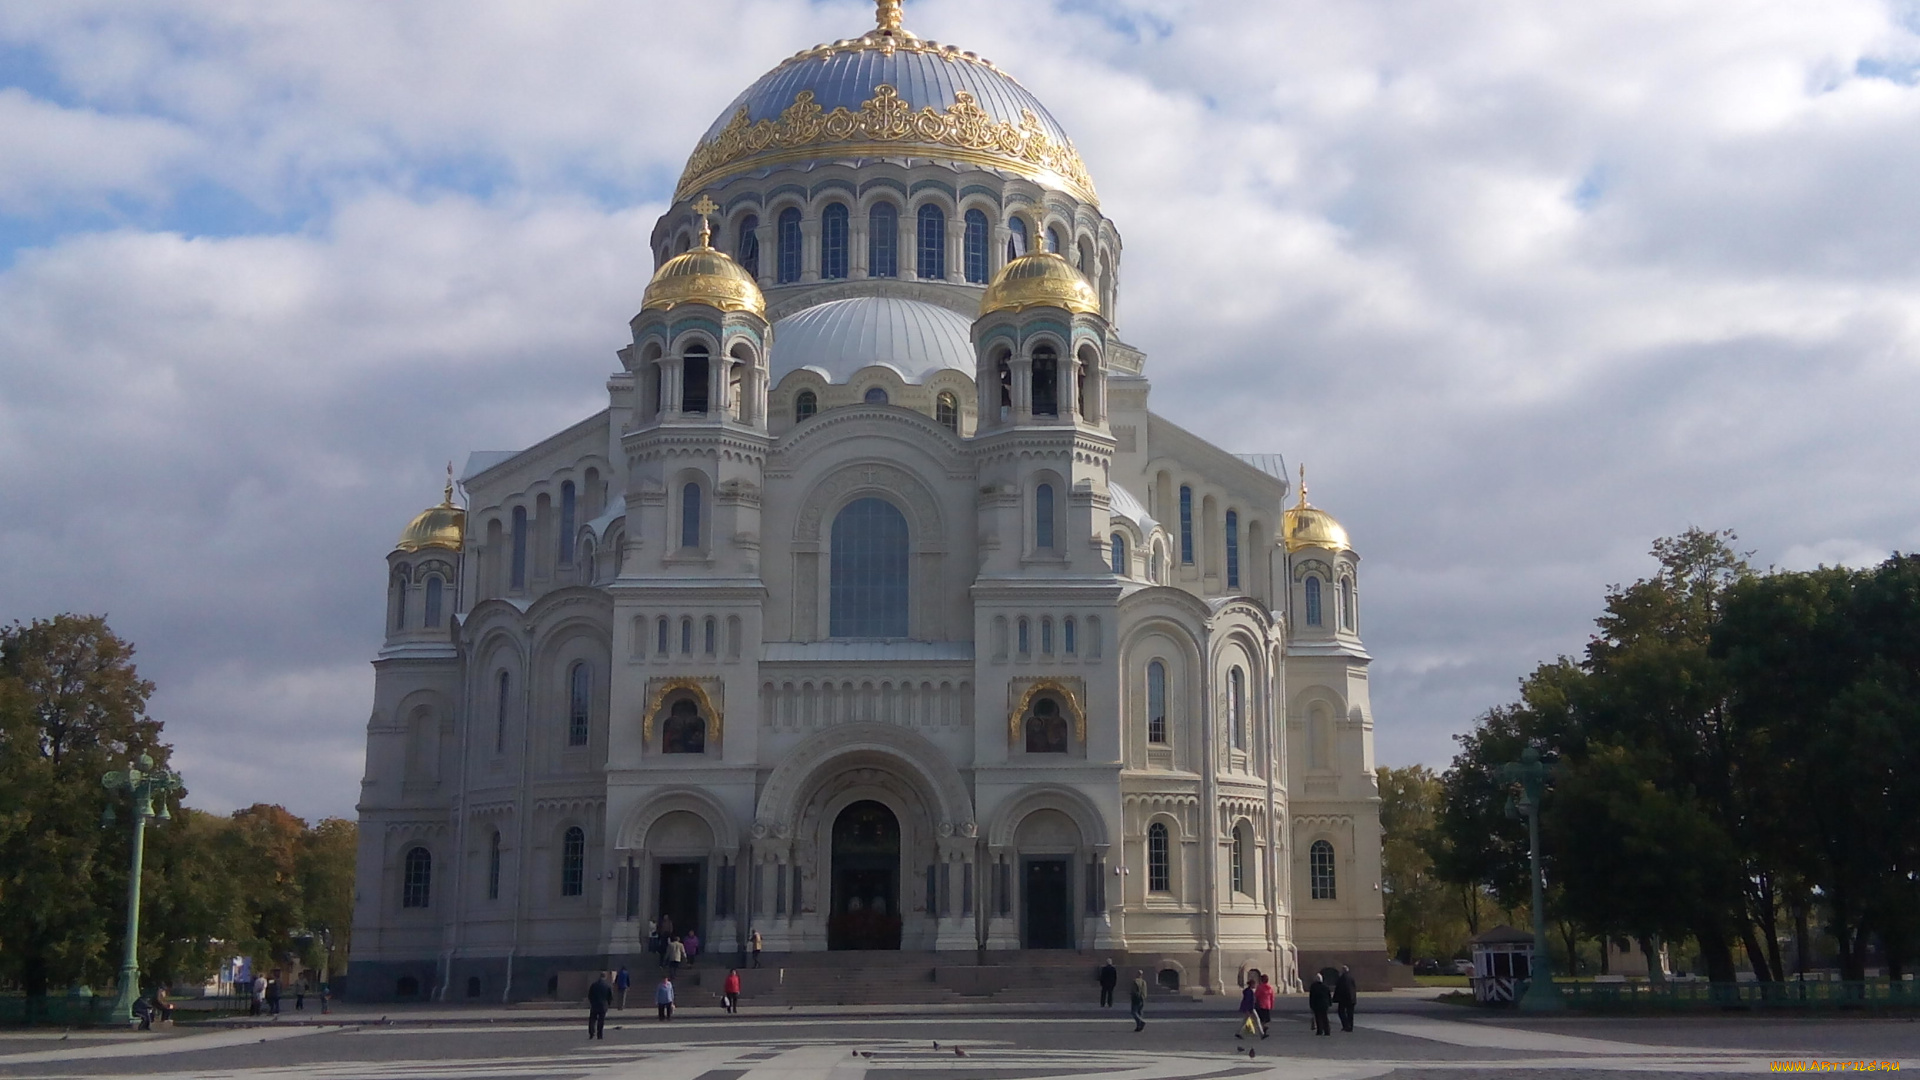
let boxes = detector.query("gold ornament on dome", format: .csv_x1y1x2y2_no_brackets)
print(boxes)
979,250,1102,317
640,196,766,318
675,84,1099,207
1282,464,1351,553
396,464,466,552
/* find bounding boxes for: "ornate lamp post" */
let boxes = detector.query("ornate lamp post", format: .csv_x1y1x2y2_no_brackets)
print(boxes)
102,753,183,1024
1500,746,1565,1012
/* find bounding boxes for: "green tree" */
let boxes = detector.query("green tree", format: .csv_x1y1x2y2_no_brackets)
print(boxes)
226,804,311,972
297,817,357,978
139,808,246,987
1379,765,1474,960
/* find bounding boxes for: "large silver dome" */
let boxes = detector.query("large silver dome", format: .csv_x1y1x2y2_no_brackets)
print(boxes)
770,297,975,385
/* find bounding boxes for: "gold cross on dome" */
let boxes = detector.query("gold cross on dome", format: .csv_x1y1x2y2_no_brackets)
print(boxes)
691,195,718,248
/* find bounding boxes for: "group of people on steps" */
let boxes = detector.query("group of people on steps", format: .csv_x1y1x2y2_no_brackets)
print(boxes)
1098,958,1361,1038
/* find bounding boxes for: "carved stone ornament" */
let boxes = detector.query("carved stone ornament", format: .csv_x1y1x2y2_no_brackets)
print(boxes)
641,677,724,743
1006,676,1086,746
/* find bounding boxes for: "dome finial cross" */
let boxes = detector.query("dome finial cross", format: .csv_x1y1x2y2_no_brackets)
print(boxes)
690,194,718,248
1297,463,1311,507
876,0,903,33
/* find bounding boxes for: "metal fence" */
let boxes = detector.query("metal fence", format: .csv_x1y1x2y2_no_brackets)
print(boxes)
0,994,123,1027
1552,979,1918,1011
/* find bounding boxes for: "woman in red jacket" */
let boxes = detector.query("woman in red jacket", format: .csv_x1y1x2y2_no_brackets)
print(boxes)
1253,973,1275,1038
722,969,742,1014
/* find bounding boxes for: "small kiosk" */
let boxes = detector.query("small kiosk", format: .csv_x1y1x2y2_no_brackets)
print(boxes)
1469,925,1536,1005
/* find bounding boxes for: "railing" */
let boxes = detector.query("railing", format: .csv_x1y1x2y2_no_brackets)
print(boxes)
0,994,123,1027
1551,979,1918,1011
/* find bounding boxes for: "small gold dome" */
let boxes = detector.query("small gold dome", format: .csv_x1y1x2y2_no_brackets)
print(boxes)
641,202,765,318
979,250,1101,318
397,474,466,553
1282,468,1351,553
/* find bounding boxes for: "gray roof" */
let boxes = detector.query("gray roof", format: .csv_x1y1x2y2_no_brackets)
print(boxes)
1234,453,1289,481
771,296,976,384
1108,482,1157,534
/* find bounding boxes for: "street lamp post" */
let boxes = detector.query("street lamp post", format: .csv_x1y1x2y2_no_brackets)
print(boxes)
1501,746,1565,1012
102,753,183,1024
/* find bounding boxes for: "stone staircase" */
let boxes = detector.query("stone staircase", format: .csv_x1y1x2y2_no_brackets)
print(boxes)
652,951,1113,1007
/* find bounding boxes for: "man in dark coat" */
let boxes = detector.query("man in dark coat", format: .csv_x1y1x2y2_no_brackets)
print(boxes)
587,971,613,1040
1333,965,1358,1032
1307,974,1333,1036
1098,960,1118,1007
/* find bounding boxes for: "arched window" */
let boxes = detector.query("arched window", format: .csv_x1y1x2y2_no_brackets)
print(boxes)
1310,839,1336,900
1025,696,1069,752
680,616,693,654
1305,577,1323,626
1148,541,1163,583
829,497,909,638
1228,666,1245,751
1230,824,1248,895
1147,823,1170,892
916,204,946,279
1147,660,1168,744
560,481,577,564
996,350,1012,411
1040,616,1053,654
1032,345,1058,416
1035,483,1055,549
736,214,760,278
1063,616,1077,654
1340,577,1355,630
567,662,590,746
863,386,889,405
777,208,802,283
663,698,706,753
487,831,501,901
1017,617,1030,655
656,616,670,656
704,617,717,655
820,203,849,279
422,576,442,628
963,209,989,283
681,482,701,549
1225,509,1239,590
647,358,663,418
1110,533,1127,575
1178,486,1193,564
511,506,528,589
681,344,709,413
868,203,899,278
402,847,431,908
561,826,585,897
1045,225,1064,253
795,389,818,422
495,671,510,754
936,391,958,430
1007,216,1028,260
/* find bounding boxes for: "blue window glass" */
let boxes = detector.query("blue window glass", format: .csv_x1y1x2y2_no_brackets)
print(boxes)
568,662,590,746
1225,509,1239,589
1147,823,1169,892
511,506,528,588
681,617,693,654
777,208,802,283
704,617,716,654
403,847,431,908
1007,217,1028,260
1310,839,1336,900
1341,577,1355,630
1035,483,1054,548
869,203,898,278
736,214,760,278
424,576,443,628
830,497,909,638
1063,617,1076,654
1305,576,1323,626
821,203,849,279
964,209,989,283
1178,486,1193,564
1041,618,1053,654
1046,226,1064,253
1110,533,1126,575
559,481,576,564
1147,660,1167,743
681,482,701,549
561,826,585,897
1229,666,1245,750
917,204,946,279
1018,618,1030,654
864,386,888,404
795,389,817,421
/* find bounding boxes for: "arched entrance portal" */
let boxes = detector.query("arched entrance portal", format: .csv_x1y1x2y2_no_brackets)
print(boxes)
829,800,901,950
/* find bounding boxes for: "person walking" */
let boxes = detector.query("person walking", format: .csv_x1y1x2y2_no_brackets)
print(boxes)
684,928,701,966
1307,974,1333,1036
587,971,612,1039
666,934,686,976
655,976,675,1021
1333,965,1358,1032
295,981,306,1011
615,966,632,1010
1254,973,1275,1039
1098,960,1117,1007
749,928,763,968
250,973,266,1017
1236,976,1258,1039
265,977,281,1017
722,969,741,1014
1129,970,1148,1032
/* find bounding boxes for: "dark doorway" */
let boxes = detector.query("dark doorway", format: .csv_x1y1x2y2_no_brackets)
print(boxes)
656,861,704,939
1023,858,1074,949
829,800,901,950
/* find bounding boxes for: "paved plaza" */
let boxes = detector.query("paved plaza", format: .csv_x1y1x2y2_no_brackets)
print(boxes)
0,995,1910,1079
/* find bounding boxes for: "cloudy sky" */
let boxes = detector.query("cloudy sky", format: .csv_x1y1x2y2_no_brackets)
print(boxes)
3,0,1917,822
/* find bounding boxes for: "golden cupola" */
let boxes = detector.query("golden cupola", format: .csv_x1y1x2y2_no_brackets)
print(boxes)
1282,467,1351,553
396,470,466,553
641,197,766,318
979,250,1102,318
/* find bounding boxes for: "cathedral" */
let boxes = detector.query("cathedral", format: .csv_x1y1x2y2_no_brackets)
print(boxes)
351,0,1385,1002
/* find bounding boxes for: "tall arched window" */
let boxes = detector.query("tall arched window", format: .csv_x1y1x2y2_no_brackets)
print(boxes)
1147,660,1168,744
1147,822,1170,892
681,344,709,413
704,617,717,655
1031,345,1058,416
1228,666,1245,751
1340,577,1355,630
681,482,701,549
1178,486,1193,564
1017,617,1030,655
560,481,577,564
963,209,989,283
663,698,706,753
487,830,501,901
777,208,802,283
561,826,585,897
567,662,590,746
680,616,693,654
868,203,899,278
1045,225,1064,253
1225,509,1239,590
495,671,509,754
1035,483,1055,549
424,576,443,628
936,391,958,430
820,203,849,279
996,349,1012,411
510,506,528,589
1230,824,1248,895
829,497,909,638
1110,533,1127,575
393,573,408,631
1305,577,1323,626
656,616,670,655
1007,217,1028,260
1063,616,1077,654
1149,541,1164,583
1025,696,1069,752
1310,839,1337,900
916,204,946,279
1040,617,1053,654
736,214,760,279
402,847,432,908
795,389,818,422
